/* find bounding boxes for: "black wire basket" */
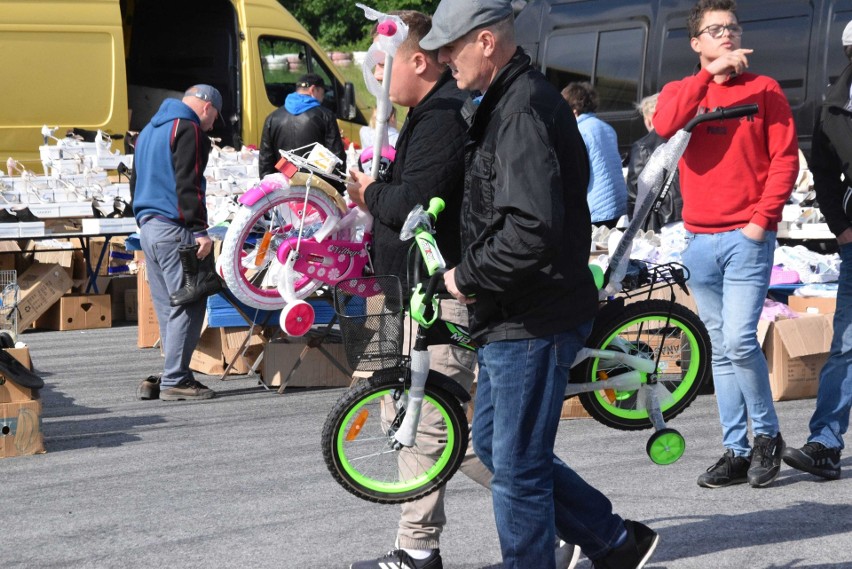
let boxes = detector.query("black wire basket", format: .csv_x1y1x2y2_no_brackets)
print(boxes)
333,275,405,372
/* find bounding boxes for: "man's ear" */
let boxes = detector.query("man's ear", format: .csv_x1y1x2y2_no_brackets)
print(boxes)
479,29,497,57
412,51,429,75
690,36,702,55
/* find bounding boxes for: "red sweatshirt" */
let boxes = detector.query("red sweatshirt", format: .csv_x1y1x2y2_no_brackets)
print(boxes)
653,68,798,233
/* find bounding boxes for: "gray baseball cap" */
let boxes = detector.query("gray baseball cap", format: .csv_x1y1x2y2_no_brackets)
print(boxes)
185,84,223,113
420,0,513,50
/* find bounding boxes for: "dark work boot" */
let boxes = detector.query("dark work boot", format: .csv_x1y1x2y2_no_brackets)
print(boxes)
169,244,224,307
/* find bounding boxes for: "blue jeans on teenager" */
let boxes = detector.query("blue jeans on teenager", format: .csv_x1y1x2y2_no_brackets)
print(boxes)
682,229,780,456
808,242,852,450
472,323,625,568
140,218,207,389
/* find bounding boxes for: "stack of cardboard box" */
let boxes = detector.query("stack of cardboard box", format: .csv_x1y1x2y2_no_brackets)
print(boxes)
0,348,45,458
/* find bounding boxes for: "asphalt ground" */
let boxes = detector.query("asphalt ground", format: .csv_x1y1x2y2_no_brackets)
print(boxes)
2,323,851,568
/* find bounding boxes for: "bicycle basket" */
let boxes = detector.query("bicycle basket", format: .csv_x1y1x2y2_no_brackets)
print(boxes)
333,275,405,371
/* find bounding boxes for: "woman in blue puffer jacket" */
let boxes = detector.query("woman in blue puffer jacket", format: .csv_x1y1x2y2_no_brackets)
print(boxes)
562,82,628,228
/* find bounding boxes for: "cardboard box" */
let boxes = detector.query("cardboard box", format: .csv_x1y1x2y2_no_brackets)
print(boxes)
787,296,837,315
261,338,353,389
89,237,136,276
137,261,160,348
0,399,45,458
25,240,74,272
106,276,137,322
758,313,833,401
189,326,268,376
0,253,17,272
189,325,227,375
0,347,43,458
124,289,138,322
36,294,111,331
17,263,74,330
219,327,266,374
561,397,592,420
4,347,32,371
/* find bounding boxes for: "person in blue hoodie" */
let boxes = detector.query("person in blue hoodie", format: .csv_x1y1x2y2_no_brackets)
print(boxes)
562,82,628,228
131,84,221,402
258,73,345,184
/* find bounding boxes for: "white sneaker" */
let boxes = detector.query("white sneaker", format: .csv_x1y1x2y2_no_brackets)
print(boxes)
555,539,581,569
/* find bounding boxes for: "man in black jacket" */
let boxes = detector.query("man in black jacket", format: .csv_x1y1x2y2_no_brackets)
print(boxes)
347,12,491,569
782,21,852,481
258,73,345,181
423,0,659,567
625,93,683,231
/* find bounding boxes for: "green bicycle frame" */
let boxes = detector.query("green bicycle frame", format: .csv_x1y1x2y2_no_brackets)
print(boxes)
409,198,446,328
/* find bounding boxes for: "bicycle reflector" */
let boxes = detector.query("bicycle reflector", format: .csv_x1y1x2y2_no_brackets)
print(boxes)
275,157,299,178
345,408,370,441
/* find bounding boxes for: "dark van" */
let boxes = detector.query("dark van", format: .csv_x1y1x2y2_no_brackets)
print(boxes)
515,0,852,156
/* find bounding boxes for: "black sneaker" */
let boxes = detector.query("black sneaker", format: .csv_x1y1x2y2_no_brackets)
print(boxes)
782,441,841,480
697,449,750,488
350,549,442,569
748,432,785,487
556,539,581,569
593,520,658,569
137,375,161,400
160,379,215,401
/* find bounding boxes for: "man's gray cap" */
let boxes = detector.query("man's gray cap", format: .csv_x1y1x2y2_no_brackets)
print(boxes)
420,0,513,50
843,20,852,46
185,84,223,113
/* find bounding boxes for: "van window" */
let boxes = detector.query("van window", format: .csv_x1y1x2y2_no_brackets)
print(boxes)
543,27,644,112
660,9,811,107
259,36,338,114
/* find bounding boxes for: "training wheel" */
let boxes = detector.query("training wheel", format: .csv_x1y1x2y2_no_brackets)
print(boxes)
280,300,315,336
646,428,685,465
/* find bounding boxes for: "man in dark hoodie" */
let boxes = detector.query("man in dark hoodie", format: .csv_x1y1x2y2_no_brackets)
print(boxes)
258,73,345,181
346,11,493,569
131,84,220,402
782,20,852,481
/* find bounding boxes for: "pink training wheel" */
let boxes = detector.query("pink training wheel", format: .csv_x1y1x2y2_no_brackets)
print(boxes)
280,300,315,337
376,21,397,36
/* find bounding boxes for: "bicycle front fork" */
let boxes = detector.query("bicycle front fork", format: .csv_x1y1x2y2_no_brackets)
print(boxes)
392,348,429,448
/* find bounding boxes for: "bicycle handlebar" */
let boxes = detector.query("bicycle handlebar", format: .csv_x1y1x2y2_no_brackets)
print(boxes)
683,104,758,133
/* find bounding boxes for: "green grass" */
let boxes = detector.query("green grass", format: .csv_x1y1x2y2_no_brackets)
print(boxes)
337,62,406,128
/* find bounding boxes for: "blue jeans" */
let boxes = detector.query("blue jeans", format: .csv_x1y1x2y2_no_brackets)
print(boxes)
682,229,780,456
808,243,852,450
472,324,624,568
140,218,206,388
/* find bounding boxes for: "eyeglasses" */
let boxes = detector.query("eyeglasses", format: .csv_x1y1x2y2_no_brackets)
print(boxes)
696,24,743,39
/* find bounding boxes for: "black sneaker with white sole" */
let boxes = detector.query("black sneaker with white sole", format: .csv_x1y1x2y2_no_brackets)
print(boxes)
697,449,750,488
350,549,442,569
748,432,785,487
593,520,659,569
782,441,841,480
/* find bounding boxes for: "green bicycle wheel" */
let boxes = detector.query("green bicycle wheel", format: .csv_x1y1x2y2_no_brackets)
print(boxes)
646,428,686,465
321,370,469,504
573,299,710,431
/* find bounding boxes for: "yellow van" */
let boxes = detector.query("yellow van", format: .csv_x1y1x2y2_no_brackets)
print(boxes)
0,0,368,169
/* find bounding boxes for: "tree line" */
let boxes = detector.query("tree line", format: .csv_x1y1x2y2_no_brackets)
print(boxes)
279,0,442,51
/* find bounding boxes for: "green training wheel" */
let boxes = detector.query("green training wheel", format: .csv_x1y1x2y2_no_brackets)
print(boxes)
646,428,685,465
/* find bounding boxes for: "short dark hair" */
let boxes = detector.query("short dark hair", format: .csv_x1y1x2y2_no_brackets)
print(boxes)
296,73,326,90
561,82,598,114
391,10,437,61
687,0,738,38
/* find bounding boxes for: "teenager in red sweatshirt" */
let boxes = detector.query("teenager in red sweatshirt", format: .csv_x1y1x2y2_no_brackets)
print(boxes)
653,0,798,489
